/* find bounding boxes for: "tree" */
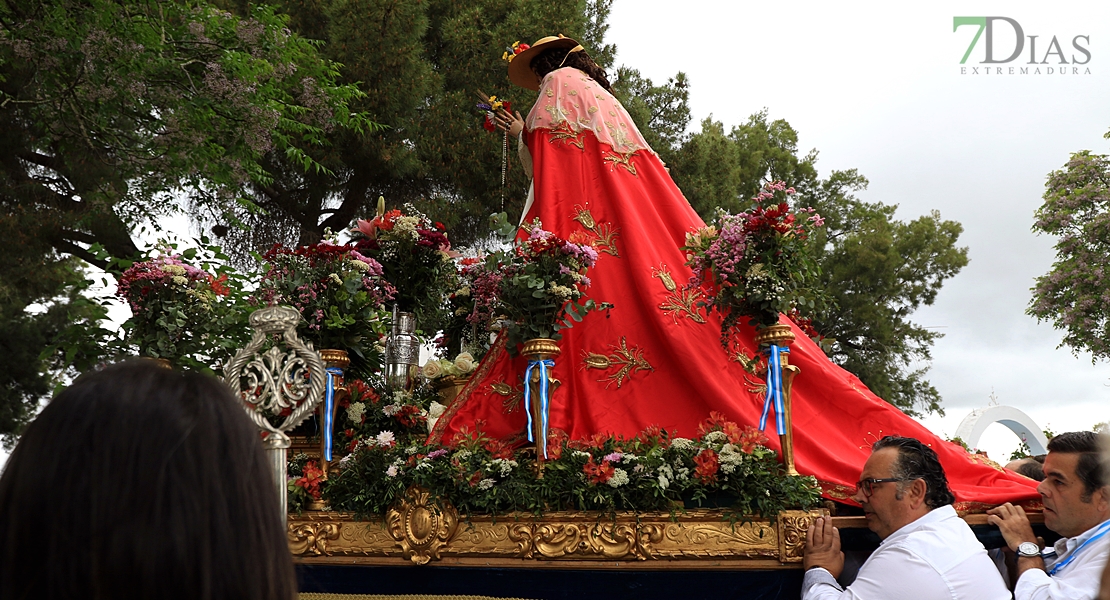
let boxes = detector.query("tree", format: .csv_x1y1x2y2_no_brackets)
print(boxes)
1029,150,1110,359
659,111,967,415
206,0,618,258
0,0,370,440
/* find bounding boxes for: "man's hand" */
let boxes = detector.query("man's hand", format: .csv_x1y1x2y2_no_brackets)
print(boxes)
804,516,844,578
986,502,1038,551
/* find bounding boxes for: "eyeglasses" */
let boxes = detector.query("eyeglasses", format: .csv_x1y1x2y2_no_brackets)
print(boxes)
854,478,907,498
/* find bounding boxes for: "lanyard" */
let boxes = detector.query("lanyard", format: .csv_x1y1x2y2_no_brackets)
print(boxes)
1048,519,1110,576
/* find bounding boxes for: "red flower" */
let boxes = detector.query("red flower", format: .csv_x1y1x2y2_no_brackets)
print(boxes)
483,439,515,460
583,456,615,485
546,429,568,460
207,273,230,296
696,411,732,437
735,426,769,454
637,424,666,445
294,460,325,499
395,404,426,428
467,471,484,487
694,449,720,484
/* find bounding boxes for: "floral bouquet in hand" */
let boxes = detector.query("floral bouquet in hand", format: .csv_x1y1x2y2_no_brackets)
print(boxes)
255,239,395,377
495,219,608,349
117,253,236,367
353,200,457,332
683,181,827,344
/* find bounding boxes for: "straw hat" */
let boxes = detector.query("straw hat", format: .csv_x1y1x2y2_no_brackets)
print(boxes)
507,35,583,90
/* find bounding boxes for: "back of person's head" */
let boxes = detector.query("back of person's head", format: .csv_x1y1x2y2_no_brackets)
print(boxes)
1047,431,1108,501
872,435,956,509
532,47,614,94
1015,459,1046,481
0,361,295,600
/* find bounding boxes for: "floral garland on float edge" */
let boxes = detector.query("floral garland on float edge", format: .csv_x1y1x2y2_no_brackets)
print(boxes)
313,400,820,519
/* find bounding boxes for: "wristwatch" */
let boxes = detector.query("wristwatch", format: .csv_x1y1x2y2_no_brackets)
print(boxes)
1016,542,1041,558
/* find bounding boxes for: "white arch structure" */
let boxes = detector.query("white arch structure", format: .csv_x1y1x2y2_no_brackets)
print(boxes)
954,406,1049,456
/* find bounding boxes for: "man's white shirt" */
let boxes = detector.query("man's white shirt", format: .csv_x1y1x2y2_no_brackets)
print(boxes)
801,505,1010,600
1014,519,1110,600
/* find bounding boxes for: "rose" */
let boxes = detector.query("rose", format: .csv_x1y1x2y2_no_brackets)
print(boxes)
422,360,444,379
454,352,477,374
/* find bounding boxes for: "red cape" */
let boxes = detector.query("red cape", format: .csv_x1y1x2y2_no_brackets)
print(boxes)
434,79,1038,510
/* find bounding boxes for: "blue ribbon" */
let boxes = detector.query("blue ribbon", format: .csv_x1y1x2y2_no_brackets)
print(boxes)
323,366,344,462
758,345,787,435
1048,519,1110,575
523,358,555,459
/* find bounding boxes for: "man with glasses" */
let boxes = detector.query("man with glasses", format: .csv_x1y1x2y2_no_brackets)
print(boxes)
802,435,1010,599
986,431,1109,600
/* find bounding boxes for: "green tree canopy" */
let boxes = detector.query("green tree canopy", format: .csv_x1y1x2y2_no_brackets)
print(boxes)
1029,149,1110,359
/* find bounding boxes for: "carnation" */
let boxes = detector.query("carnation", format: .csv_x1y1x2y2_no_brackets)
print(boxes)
375,430,396,447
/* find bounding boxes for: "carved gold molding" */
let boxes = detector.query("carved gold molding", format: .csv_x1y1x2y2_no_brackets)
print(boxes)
289,489,823,569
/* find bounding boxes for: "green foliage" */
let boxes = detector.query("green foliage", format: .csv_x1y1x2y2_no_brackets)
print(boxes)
808,179,968,416
210,0,615,255
325,417,820,520
1029,150,1110,360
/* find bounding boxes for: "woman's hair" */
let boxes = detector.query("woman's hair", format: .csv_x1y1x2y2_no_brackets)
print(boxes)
530,46,613,94
0,361,296,600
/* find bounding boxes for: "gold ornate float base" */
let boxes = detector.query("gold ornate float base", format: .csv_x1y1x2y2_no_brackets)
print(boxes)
289,488,825,570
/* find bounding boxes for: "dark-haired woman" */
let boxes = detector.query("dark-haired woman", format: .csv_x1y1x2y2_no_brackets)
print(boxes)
432,35,1040,508
0,361,296,600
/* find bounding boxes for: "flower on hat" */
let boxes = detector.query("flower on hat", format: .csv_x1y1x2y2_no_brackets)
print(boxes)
502,40,530,62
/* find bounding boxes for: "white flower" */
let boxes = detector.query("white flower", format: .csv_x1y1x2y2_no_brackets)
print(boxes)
633,464,646,473
658,474,670,489
405,445,418,455
160,264,186,276
478,478,496,490
705,431,727,444
171,275,188,285
428,401,447,419
349,259,370,272
339,453,355,466
491,458,518,477
671,438,695,451
454,352,477,374
375,431,395,446
572,450,591,459
386,465,399,477
607,468,630,488
329,272,344,285
454,450,472,461
416,460,433,470
456,286,471,297
422,360,444,379
383,404,400,417
346,402,366,424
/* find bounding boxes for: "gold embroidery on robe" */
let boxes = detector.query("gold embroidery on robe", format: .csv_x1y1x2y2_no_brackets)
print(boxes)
549,121,585,149
581,337,654,389
489,379,524,414
603,151,637,176
652,265,704,323
573,206,620,256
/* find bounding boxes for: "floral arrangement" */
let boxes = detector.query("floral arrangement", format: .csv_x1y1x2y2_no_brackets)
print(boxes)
683,181,826,342
255,238,394,376
421,352,478,381
501,40,530,63
116,253,238,367
323,413,820,519
333,378,441,458
287,453,323,512
476,94,511,132
353,200,457,332
492,219,607,349
441,255,503,360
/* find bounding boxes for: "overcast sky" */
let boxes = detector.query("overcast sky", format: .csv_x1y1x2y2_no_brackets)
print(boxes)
607,0,1110,459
